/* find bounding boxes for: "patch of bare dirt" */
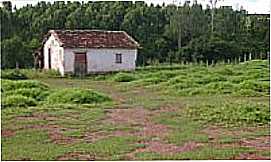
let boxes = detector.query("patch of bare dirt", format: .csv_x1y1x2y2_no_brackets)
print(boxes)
103,107,202,159
203,126,270,150
240,136,270,151
142,141,203,154
232,152,270,160
48,128,82,145
203,126,271,160
14,113,82,145
105,108,152,125
15,113,59,121
1,129,16,137
56,151,96,160
126,140,203,160
105,107,170,138
83,131,109,143
201,126,235,141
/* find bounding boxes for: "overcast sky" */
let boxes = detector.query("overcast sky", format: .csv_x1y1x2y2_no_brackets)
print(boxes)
2,0,270,14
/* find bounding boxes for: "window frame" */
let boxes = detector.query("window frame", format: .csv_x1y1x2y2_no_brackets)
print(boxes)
115,53,122,64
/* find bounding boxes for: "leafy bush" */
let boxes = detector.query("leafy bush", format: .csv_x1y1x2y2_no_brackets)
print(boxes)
166,75,187,85
186,101,270,126
131,77,166,86
2,95,37,108
47,88,111,104
112,73,137,82
5,88,50,101
171,81,200,90
1,70,28,80
228,76,251,84
1,69,60,80
133,60,269,97
20,69,60,78
205,82,236,91
214,68,234,75
1,80,48,92
239,80,270,93
234,89,261,97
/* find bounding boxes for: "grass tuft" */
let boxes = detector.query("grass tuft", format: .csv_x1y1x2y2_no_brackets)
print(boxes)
2,95,37,108
47,88,111,104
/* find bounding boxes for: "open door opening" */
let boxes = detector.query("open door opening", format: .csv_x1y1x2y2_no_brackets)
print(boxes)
48,48,51,69
74,52,87,77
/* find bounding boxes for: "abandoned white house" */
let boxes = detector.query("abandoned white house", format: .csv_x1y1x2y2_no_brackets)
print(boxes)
37,30,140,76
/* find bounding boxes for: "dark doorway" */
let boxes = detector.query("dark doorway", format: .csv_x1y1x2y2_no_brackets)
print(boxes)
48,48,51,69
74,52,87,76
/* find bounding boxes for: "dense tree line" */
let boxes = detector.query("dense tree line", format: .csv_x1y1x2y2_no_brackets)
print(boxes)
1,1,270,68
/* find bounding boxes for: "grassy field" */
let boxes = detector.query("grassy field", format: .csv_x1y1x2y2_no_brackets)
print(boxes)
1,60,270,160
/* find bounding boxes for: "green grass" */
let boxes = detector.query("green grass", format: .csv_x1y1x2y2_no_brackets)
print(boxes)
1,69,61,80
47,88,112,104
5,88,50,101
101,60,270,97
1,79,49,92
69,136,140,160
1,60,270,160
111,72,137,82
1,104,141,160
185,100,269,127
153,112,209,145
134,146,255,160
1,95,37,108
1,129,140,160
1,69,28,80
1,130,68,160
1,79,51,108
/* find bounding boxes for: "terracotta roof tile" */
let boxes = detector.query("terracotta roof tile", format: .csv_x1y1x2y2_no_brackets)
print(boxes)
49,30,139,49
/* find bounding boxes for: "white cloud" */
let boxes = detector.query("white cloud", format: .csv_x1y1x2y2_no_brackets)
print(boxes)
216,0,270,14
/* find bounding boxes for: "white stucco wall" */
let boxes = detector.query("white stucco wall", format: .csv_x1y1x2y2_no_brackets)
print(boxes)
43,35,65,76
63,48,137,74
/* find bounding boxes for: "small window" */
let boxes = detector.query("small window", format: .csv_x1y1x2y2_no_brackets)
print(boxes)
116,54,122,64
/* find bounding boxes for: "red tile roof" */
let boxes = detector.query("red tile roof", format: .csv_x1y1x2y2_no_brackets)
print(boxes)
49,30,140,49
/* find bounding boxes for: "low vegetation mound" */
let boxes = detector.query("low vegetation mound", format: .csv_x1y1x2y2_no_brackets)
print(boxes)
2,95,37,108
1,79,49,92
47,88,111,104
186,101,269,126
1,70,28,80
1,79,51,108
111,73,137,82
108,60,269,97
5,88,50,101
1,69,60,79
19,69,60,79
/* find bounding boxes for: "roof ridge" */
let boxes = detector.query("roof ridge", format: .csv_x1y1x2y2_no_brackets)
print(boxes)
46,29,140,49
51,29,125,33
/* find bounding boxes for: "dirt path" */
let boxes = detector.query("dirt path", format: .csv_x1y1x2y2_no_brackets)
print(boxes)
104,107,203,159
